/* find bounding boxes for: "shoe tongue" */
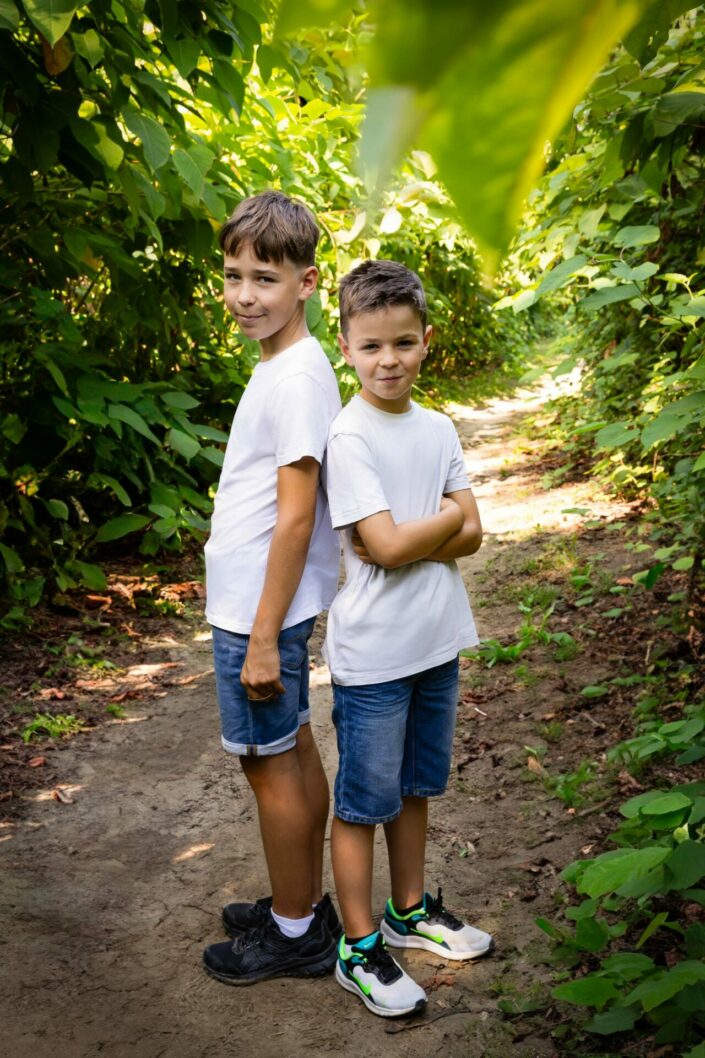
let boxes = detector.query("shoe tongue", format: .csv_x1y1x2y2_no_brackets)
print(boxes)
352,931,380,952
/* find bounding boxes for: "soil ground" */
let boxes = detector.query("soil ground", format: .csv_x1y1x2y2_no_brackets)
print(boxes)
1,376,694,1058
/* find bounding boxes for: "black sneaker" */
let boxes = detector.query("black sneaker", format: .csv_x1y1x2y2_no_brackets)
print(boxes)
203,908,337,986
222,892,342,941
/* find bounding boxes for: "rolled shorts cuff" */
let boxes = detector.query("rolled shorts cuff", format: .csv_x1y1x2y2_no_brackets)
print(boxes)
401,785,447,798
334,806,402,826
221,726,298,757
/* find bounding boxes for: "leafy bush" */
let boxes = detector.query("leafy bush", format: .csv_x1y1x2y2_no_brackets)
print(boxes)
1,2,522,623
501,8,705,586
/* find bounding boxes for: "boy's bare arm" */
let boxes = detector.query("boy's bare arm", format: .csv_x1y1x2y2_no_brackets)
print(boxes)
423,489,482,561
240,456,319,700
353,498,463,570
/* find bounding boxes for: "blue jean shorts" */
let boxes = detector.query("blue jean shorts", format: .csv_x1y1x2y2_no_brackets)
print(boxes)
332,655,459,825
212,617,316,757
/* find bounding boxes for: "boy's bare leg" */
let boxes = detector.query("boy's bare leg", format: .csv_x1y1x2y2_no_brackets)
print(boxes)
295,722,329,905
241,748,314,919
331,816,376,937
384,796,427,910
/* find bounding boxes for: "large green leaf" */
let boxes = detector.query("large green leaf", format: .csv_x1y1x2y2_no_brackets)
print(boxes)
278,0,649,266
624,961,705,1012
0,0,20,31
579,283,640,311
22,0,78,46
578,847,671,898
95,514,151,543
553,975,619,1008
122,110,171,171
666,841,705,891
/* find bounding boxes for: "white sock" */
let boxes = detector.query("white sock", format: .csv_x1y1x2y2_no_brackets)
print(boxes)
271,909,314,939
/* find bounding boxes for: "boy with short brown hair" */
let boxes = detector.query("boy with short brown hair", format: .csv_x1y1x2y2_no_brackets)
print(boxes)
324,259,493,1016
202,190,341,985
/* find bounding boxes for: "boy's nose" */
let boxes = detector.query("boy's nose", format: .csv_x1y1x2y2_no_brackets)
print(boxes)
238,285,256,306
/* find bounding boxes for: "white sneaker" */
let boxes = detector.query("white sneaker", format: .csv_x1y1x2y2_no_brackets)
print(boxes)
380,888,493,961
335,932,427,1017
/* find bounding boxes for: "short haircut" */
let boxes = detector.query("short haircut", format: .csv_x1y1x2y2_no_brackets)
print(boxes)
338,259,427,335
219,190,319,267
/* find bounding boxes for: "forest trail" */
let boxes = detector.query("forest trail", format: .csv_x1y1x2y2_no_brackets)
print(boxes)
1,375,635,1058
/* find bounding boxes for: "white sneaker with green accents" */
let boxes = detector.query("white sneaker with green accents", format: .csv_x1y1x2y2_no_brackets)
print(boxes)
335,931,427,1017
380,888,493,961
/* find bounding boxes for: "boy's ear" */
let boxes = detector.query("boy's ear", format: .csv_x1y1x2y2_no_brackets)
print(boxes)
337,332,353,365
421,324,433,358
299,265,318,301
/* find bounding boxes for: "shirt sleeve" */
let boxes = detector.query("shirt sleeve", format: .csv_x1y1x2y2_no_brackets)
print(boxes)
325,432,390,530
269,373,331,467
444,420,471,493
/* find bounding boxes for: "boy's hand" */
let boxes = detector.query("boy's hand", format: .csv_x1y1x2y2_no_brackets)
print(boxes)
351,526,375,564
241,639,286,701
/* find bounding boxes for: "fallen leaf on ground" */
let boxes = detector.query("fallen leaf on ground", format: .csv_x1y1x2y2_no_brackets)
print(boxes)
527,756,546,776
28,757,46,768
52,788,74,804
419,973,456,992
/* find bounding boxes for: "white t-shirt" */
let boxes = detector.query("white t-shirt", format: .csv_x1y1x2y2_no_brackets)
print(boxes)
323,395,479,686
205,336,342,634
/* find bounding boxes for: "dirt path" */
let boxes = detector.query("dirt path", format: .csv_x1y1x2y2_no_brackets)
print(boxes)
1,377,635,1058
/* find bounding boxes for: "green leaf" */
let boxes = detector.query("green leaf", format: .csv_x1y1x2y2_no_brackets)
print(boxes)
87,473,132,507
692,452,705,472
71,561,107,591
622,789,690,819
0,0,20,32
165,36,201,77
166,428,201,462
0,541,24,574
584,1005,638,1034
624,962,705,1012
641,412,687,449
552,975,619,1009
579,283,640,311
575,916,610,952
640,792,693,817
213,58,245,115
161,391,201,410
353,0,646,266
107,404,160,445
578,847,671,898
173,148,204,199
95,514,151,543
122,111,171,171
611,261,659,282
612,224,661,248
670,297,705,319
636,911,669,949
666,841,705,891
44,498,69,520
70,119,124,171
600,953,655,981
595,421,639,450
22,0,78,46
536,254,588,296
71,28,104,67
580,684,609,698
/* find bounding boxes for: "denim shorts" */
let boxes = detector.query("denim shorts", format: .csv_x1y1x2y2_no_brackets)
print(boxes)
212,617,316,757
332,655,459,825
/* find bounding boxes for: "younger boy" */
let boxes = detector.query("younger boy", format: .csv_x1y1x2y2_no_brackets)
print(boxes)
323,260,493,1017
202,191,342,985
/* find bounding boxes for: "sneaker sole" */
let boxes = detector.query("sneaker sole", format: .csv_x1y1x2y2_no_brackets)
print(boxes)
203,942,337,986
335,962,427,1018
380,921,494,961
